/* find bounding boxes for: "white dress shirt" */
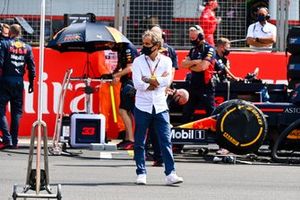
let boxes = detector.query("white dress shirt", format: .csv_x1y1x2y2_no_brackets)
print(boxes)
246,21,277,49
132,53,172,114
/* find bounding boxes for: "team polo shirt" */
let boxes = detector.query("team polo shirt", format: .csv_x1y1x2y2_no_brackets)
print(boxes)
246,21,277,49
214,53,229,82
188,42,215,91
116,42,138,84
0,38,35,83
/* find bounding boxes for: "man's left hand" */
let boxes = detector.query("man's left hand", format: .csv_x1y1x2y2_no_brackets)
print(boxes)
149,77,159,87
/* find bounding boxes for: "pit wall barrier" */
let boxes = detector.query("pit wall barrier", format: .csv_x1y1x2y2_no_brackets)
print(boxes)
1,48,289,139
175,50,289,85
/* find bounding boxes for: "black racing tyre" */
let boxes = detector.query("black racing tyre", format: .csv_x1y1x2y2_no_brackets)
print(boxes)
271,118,300,163
212,99,249,116
216,101,267,155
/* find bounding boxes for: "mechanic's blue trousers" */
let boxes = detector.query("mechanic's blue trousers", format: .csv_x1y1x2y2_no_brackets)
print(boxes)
0,81,23,146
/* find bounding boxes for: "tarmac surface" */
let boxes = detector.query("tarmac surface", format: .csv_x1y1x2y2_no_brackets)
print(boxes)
1,139,300,200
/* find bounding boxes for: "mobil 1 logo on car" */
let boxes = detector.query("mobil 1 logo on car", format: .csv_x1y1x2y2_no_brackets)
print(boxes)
171,128,209,144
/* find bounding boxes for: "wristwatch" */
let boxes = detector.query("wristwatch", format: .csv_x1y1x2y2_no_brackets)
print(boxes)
144,77,150,83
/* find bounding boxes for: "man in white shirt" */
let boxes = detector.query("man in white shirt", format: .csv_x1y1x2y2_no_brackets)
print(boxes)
132,30,183,185
246,7,277,50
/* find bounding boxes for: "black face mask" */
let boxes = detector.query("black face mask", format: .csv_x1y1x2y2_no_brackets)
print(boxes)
141,45,154,56
257,14,266,22
190,39,198,46
190,33,204,46
223,49,230,56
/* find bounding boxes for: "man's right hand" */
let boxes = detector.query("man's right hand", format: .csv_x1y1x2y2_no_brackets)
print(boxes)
147,85,156,91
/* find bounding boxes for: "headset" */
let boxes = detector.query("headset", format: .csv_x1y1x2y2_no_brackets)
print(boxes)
192,25,201,31
257,7,270,20
190,25,204,40
191,25,205,41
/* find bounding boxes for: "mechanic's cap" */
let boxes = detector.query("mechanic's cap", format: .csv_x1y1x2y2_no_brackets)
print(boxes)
189,25,203,33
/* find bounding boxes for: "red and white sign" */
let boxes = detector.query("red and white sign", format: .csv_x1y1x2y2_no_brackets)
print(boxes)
1,48,289,139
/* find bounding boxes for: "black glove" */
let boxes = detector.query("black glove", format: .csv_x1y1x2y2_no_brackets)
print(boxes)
126,87,136,98
99,73,113,80
28,79,34,93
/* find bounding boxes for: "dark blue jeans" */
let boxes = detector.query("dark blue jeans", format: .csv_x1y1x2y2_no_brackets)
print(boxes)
147,95,174,163
0,82,23,146
148,123,163,163
134,107,175,176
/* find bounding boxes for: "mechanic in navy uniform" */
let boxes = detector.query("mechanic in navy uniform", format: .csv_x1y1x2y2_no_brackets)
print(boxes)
0,24,35,149
181,25,216,123
112,42,139,150
213,37,242,156
0,23,10,143
214,37,240,83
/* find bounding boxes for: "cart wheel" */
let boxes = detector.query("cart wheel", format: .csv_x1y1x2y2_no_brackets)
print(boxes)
215,101,267,155
12,193,17,200
198,148,208,156
271,118,300,163
57,184,62,200
62,142,67,151
12,184,17,200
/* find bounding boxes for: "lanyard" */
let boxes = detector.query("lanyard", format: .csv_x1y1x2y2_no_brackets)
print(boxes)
144,55,160,77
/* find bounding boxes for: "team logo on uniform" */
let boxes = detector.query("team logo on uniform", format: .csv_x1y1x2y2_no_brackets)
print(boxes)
12,41,25,49
9,41,27,54
207,48,214,59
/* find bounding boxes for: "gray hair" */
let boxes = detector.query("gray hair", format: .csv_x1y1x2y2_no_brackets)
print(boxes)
142,30,162,47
